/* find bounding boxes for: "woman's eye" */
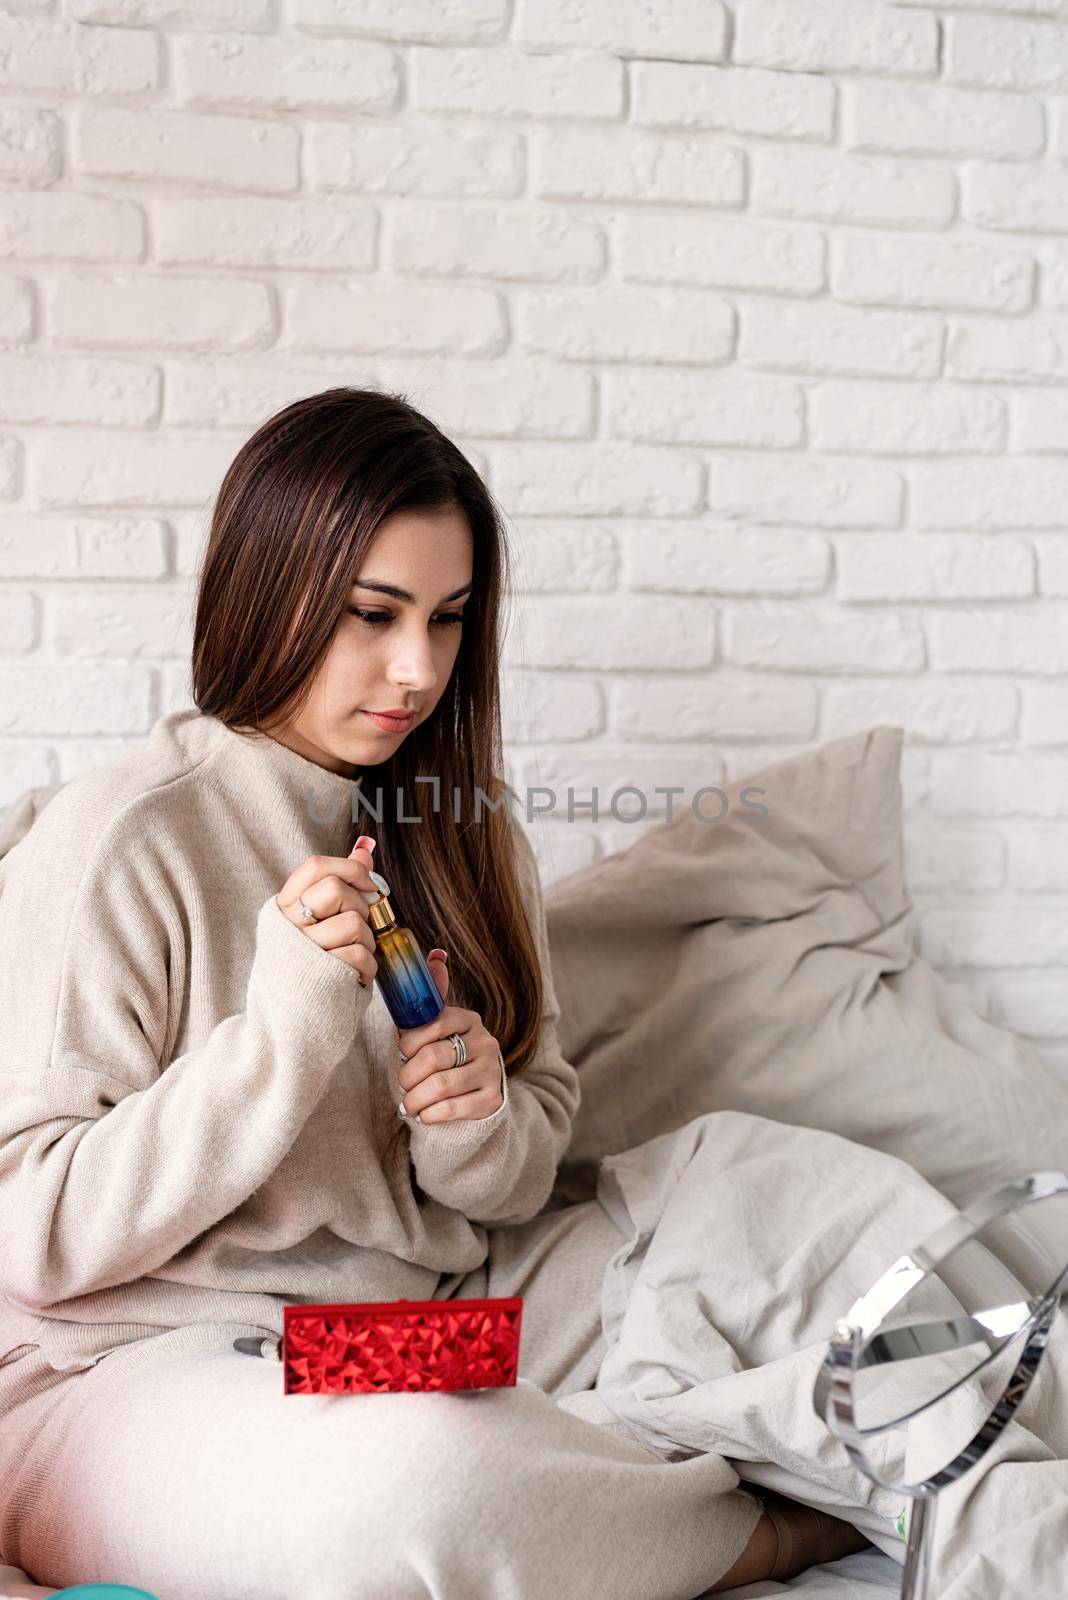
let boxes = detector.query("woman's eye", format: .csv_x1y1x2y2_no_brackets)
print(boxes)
347,609,465,628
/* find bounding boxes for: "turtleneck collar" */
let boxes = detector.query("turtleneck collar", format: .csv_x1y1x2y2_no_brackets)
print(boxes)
194,712,369,859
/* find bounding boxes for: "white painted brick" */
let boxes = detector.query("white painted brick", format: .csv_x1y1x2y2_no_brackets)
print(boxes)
603,371,803,449
1010,391,1068,450
610,676,819,741
708,455,903,528
825,682,1019,744
174,35,398,111
987,971,1068,1036
842,80,1044,160
1036,539,1068,595
735,1,938,77
920,908,1068,968
0,19,160,95
0,108,61,185
832,234,1033,315
389,205,604,283
964,162,1068,234
752,148,956,230
53,585,192,658
502,671,605,743
1041,245,1068,312
0,590,36,652
0,278,34,342
517,287,734,365
946,14,1068,90
0,354,159,426
902,823,1006,894
490,444,703,517
532,128,744,208
1021,681,1068,742
0,438,20,500
0,662,154,734
293,0,506,43
286,283,506,357
631,62,833,142
0,518,74,576
0,193,144,263
0,743,54,807
0,515,168,579
73,107,299,193
412,44,622,120
619,523,829,596
916,461,1068,527
810,381,1006,454
835,533,1033,600
167,515,205,580
77,519,169,578
307,124,523,199
1011,826,1068,892
1054,99,1068,160
718,739,842,785
155,198,376,272
930,749,1068,817
507,521,618,590
32,432,238,508
927,607,1068,671
722,604,924,674
49,274,275,351
515,0,726,60
947,317,1068,383
511,746,726,824
741,302,943,380
68,0,272,27
507,594,713,669
163,360,379,429
620,214,825,295
374,363,594,440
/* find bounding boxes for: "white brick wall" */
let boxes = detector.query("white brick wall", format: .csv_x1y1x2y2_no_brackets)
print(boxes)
1,0,1067,1063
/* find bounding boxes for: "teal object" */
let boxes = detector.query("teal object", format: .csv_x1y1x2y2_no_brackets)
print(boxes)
52,1587,160,1599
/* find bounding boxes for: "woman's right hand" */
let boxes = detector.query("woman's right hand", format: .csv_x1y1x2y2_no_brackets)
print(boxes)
275,836,381,988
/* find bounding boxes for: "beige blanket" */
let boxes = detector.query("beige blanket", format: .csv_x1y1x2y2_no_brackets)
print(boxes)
592,1110,1068,1599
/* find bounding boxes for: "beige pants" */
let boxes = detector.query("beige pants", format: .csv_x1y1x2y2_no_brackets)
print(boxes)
0,1200,761,1600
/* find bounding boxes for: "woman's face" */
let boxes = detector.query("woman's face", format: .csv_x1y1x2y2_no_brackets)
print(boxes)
271,502,474,778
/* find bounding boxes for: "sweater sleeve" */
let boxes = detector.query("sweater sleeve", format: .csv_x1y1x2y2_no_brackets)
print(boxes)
0,807,373,1313
390,820,581,1226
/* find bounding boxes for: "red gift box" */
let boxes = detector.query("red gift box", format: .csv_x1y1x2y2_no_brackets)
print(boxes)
282,1296,523,1395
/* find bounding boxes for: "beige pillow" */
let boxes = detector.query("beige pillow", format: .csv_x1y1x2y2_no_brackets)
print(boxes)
544,725,1068,1211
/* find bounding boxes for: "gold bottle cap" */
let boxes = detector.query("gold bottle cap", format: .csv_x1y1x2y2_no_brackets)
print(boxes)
363,869,396,935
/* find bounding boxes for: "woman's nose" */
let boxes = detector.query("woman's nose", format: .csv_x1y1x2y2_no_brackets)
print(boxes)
387,639,438,691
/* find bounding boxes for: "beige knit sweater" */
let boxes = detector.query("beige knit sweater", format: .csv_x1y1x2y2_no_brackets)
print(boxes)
0,710,580,1371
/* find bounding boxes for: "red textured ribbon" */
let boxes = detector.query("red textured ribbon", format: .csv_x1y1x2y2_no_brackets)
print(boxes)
283,1297,523,1395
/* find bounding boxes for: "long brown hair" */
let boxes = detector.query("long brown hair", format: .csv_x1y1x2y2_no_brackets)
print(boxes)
191,387,544,1205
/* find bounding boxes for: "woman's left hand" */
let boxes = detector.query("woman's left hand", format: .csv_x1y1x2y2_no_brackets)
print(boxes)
396,952,505,1124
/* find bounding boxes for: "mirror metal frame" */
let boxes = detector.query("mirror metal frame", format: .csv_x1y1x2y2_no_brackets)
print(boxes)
812,1171,1068,1600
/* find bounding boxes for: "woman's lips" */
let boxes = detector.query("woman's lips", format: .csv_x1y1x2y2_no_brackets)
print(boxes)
363,710,415,732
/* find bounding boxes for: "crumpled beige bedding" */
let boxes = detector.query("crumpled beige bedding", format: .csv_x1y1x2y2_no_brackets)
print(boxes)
592,1110,1068,1600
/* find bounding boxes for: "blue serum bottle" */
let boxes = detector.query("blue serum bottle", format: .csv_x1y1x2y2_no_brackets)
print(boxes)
363,869,446,1029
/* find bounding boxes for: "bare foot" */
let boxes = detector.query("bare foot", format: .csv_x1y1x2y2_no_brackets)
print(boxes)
709,1494,872,1591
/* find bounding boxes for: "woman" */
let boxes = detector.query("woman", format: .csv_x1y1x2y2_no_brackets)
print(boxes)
0,389,866,1597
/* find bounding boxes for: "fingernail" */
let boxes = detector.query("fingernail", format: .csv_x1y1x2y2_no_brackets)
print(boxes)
398,1100,407,1117
429,948,447,963
350,835,376,857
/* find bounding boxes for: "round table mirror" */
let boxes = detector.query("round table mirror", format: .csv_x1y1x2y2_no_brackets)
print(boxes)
813,1172,1068,1600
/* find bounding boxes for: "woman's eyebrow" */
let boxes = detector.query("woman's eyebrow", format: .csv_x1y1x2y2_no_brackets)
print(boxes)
353,580,473,604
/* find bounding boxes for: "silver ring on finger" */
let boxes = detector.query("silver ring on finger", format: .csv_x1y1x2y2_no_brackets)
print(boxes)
448,1031,467,1069
297,898,319,924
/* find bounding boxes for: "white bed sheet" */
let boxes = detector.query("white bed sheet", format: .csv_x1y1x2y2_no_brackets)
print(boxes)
0,1548,901,1600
